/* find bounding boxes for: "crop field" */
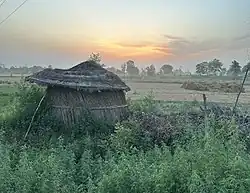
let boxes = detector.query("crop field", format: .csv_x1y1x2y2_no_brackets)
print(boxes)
0,84,17,108
126,82,250,104
1,73,250,192
1,74,250,106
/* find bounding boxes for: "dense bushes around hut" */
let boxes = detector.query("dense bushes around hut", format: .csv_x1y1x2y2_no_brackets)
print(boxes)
1,83,250,192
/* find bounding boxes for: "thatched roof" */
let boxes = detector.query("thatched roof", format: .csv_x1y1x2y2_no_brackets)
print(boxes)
25,60,130,92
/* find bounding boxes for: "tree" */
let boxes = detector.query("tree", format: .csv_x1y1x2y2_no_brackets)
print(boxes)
88,52,101,64
220,67,227,76
126,60,139,75
242,62,250,73
140,68,147,79
208,59,223,75
121,63,126,73
146,64,156,76
106,67,117,73
196,62,209,75
173,67,184,76
160,64,173,74
228,60,241,79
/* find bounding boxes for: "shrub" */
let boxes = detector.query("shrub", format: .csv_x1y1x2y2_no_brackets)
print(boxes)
128,91,156,113
96,119,250,193
1,83,250,192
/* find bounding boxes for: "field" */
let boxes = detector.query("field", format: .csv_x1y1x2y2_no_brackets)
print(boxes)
1,74,250,192
127,82,250,104
1,74,250,106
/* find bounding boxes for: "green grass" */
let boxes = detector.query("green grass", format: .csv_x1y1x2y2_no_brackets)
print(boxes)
0,75,23,82
0,85,250,192
0,84,18,93
0,84,18,111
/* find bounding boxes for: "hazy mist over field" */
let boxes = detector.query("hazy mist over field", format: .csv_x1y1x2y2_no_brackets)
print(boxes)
0,0,250,72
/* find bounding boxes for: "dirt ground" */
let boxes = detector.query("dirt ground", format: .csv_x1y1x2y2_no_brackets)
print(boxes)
126,82,250,104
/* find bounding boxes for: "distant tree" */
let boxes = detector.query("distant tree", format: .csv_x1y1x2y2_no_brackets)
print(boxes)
146,64,156,76
140,68,146,76
126,60,139,75
121,63,126,73
228,60,241,79
106,66,117,73
196,61,209,75
160,64,173,74
140,68,147,79
88,52,101,64
220,67,227,76
173,68,184,76
208,59,223,75
242,62,250,73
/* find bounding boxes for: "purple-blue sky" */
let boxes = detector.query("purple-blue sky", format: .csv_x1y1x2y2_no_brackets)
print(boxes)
0,0,250,72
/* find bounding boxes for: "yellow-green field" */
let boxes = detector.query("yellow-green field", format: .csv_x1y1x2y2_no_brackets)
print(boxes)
1,74,250,109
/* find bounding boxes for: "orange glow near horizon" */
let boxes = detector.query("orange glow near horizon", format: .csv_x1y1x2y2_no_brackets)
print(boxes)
67,38,173,60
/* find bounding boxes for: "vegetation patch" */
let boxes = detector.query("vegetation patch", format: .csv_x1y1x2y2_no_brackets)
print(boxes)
181,80,244,93
0,83,250,192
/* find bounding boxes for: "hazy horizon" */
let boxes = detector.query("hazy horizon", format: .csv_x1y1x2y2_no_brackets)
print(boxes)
0,0,250,72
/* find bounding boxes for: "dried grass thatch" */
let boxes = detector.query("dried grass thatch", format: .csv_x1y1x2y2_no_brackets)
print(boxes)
181,80,245,93
25,60,130,92
25,60,131,125
46,87,129,125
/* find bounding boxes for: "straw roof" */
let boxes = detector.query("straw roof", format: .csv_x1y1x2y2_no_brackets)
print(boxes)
25,60,130,92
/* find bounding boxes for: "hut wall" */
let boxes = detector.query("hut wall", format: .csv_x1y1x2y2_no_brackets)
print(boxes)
46,86,129,125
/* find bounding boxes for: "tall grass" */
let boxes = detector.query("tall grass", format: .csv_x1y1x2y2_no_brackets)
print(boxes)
0,84,250,192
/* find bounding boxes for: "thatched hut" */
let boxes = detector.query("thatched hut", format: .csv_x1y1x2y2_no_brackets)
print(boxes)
25,60,131,126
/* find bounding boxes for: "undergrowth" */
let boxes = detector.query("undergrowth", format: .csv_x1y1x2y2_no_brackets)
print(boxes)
0,83,250,192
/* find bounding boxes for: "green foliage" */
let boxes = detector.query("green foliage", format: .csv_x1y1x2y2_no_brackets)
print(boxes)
228,60,242,78
126,60,140,76
196,59,223,76
88,52,102,64
128,91,156,113
146,64,156,76
196,61,209,75
242,62,250,73
208,59,223,75
96,118,250,193
1,84,250,192
160,64,173,74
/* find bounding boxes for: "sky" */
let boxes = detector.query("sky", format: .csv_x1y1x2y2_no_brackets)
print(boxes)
0,0,250,72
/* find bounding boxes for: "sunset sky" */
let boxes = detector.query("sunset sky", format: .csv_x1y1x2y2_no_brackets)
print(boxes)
0,0,250,72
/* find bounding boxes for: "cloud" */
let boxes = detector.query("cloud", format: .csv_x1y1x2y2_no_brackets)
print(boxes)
114,34,233,58
232,33,250,41
163,34,187,41
110,41,173,57
116,42,153,48
160,33,250,57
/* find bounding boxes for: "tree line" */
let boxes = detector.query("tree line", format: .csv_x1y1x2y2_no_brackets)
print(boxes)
89,52,187,77
89,53,250,78
0,63,51,75
2,53,249,78
196,58,250,78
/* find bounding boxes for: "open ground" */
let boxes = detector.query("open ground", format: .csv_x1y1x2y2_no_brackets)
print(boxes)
1,74,250,107
127,82,250,104
1,72,250,192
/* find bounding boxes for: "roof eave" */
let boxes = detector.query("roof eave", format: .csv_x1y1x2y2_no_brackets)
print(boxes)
25,77,131,92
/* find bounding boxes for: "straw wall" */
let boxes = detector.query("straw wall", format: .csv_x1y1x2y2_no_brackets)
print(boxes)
46,86,129,126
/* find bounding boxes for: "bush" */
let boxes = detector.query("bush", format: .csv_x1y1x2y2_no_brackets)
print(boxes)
96,119,250,193
128,91,156,113
1,84,250,192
